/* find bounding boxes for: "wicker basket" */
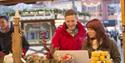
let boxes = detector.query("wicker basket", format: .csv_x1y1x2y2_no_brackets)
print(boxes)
40,59,73,63
26,56,73,63
25,53,75,63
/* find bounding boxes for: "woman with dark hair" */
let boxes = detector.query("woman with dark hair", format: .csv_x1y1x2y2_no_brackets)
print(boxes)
82,19,121,63
0,16,13,63
0,16,29,63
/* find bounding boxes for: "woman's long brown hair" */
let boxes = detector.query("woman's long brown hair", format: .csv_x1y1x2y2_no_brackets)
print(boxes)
86,19,109,48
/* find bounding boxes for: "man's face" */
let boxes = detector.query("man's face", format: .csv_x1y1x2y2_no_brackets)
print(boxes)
65,15,77,31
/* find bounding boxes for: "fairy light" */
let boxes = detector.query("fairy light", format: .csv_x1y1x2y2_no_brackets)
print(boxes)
82,0,101,7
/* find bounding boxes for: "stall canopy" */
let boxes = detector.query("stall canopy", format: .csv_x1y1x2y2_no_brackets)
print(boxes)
0,0,54,5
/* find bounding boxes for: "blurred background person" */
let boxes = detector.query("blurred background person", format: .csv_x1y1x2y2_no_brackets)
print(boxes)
110,30,118,42
118,33,123,48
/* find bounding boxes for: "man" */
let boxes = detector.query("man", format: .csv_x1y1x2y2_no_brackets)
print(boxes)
48,9,86,58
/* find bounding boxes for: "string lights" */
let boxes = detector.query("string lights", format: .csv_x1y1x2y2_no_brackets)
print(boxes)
82,0,101,7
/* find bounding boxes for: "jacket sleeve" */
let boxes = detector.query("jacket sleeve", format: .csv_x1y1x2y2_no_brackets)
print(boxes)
51,27,62,49
109,39,121,63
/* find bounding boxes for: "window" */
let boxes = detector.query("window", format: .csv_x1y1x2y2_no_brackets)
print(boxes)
22,21,53,45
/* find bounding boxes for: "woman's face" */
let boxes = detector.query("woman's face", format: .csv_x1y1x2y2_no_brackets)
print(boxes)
65,15,77,31
0,19,7,29
87,28,96,38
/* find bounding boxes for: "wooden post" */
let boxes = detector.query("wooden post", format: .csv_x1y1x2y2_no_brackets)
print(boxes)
12,10,22,63
121,0,125,63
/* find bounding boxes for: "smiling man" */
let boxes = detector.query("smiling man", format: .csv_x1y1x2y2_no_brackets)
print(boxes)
47,9,87,59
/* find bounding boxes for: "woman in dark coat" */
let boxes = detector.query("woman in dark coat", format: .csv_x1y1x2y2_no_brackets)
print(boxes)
0,16,29,63
82,19,121,63
0,16,13,63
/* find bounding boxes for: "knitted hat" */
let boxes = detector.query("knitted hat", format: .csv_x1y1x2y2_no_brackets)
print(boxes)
0,16,9,21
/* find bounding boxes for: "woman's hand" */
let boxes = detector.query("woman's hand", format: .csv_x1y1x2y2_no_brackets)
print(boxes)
0,51,5,57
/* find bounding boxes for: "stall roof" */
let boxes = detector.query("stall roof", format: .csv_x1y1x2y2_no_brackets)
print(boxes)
0,0,120,6
0,0,54,5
